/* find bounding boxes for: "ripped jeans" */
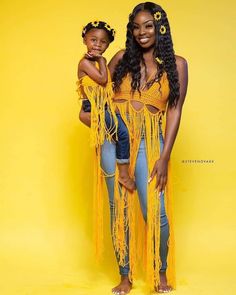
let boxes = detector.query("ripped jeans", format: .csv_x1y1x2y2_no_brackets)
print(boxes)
100,122,169,275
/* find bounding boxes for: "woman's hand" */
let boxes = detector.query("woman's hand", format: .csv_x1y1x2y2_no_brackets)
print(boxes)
148,157,169,192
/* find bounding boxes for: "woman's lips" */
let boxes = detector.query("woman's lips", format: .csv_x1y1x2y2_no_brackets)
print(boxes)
138,37,149,44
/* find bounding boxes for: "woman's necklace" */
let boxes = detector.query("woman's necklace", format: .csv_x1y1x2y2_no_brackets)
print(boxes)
140,66,159,90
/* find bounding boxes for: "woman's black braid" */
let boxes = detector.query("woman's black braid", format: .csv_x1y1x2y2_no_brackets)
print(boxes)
113,2,180,107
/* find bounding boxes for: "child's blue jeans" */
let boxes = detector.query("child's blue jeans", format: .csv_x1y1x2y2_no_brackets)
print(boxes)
82,100,130,164
105,110,130,164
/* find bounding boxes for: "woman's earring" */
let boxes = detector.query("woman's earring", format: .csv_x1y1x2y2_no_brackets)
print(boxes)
156,57,163,64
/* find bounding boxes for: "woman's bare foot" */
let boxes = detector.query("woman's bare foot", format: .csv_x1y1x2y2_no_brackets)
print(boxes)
112,275,132,294
155,271,172,293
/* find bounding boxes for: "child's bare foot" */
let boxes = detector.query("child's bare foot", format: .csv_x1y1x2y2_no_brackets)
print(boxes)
112,275,132,294
117,163,136,192
155,271,172,293
118,176,136,191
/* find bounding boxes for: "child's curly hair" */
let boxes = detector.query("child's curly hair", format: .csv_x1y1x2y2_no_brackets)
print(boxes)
82,21,116,43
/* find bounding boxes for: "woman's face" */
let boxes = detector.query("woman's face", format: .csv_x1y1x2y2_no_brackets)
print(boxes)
132,10,156,49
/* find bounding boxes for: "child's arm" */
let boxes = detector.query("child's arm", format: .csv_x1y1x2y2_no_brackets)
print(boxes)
78,54,108,86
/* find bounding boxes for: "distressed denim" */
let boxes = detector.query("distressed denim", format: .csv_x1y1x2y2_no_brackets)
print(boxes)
101,121,169,275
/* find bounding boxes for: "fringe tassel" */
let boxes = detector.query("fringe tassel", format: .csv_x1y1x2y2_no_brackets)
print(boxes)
77,80,118,147
78,92,176,290
76,77,118,264
111,102,176,291
165,160,176,289
92,145,104,262
112,171,128,266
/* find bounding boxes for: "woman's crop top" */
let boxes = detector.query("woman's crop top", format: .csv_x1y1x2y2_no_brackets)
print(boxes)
113,71,170,111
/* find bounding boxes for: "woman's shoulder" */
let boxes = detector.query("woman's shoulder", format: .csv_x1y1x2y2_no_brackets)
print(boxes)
111,49,125,60
175,55,188,67
108,49,125,77
174,55,188,76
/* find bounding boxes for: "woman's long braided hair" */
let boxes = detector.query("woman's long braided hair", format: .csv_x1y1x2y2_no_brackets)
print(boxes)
113,2,180,107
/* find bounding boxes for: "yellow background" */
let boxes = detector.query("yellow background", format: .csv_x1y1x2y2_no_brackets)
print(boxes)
0,0,236,294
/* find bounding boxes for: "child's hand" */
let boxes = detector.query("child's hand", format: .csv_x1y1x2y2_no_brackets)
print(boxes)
85,51,105,61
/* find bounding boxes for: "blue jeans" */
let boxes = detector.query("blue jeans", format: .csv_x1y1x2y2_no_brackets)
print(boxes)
105,110,130,164
100,122,169,275
82,100,130,163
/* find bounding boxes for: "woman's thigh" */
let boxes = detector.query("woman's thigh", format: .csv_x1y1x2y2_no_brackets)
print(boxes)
134,134,168,225
134,139,148,221
101,132,168,223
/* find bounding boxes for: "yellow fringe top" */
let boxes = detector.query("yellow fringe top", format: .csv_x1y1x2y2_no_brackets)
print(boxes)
113,71,170,111
109,72,176,291
76,61,118,146
76,66,176,292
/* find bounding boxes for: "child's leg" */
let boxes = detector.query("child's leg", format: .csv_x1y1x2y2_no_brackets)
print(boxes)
81,99,91,112
105,110,135,191
104,108,117,139
116,114,136,191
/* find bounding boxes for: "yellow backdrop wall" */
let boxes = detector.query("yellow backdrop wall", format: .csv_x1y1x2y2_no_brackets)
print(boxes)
0,0,236,294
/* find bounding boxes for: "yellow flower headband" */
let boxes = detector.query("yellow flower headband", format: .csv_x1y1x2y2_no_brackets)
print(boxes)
82,20,116,39
153,11,166,35
91,20,100,27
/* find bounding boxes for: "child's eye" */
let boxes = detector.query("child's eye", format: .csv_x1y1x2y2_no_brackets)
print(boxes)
146,24,153,28
101,40,107,44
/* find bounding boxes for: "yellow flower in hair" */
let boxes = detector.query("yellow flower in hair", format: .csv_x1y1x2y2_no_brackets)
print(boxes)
112,29,116,37
82,27,86,35
104,23,111,31
91,20,100,27
160,25,166,34
154,11,162,21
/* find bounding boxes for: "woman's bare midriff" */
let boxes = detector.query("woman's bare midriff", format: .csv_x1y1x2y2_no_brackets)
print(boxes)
113,99,161,114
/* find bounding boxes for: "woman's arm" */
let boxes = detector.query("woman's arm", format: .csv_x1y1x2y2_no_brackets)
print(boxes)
161,55,188,161
108,49,125,79
149,55,188,191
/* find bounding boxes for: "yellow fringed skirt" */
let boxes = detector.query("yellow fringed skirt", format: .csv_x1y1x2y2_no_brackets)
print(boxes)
92,101,176,291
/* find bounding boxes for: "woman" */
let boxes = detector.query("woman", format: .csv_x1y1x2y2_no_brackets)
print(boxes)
79,2,188,294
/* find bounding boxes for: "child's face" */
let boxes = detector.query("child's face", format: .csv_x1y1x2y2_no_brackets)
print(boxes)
83,28,110,55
